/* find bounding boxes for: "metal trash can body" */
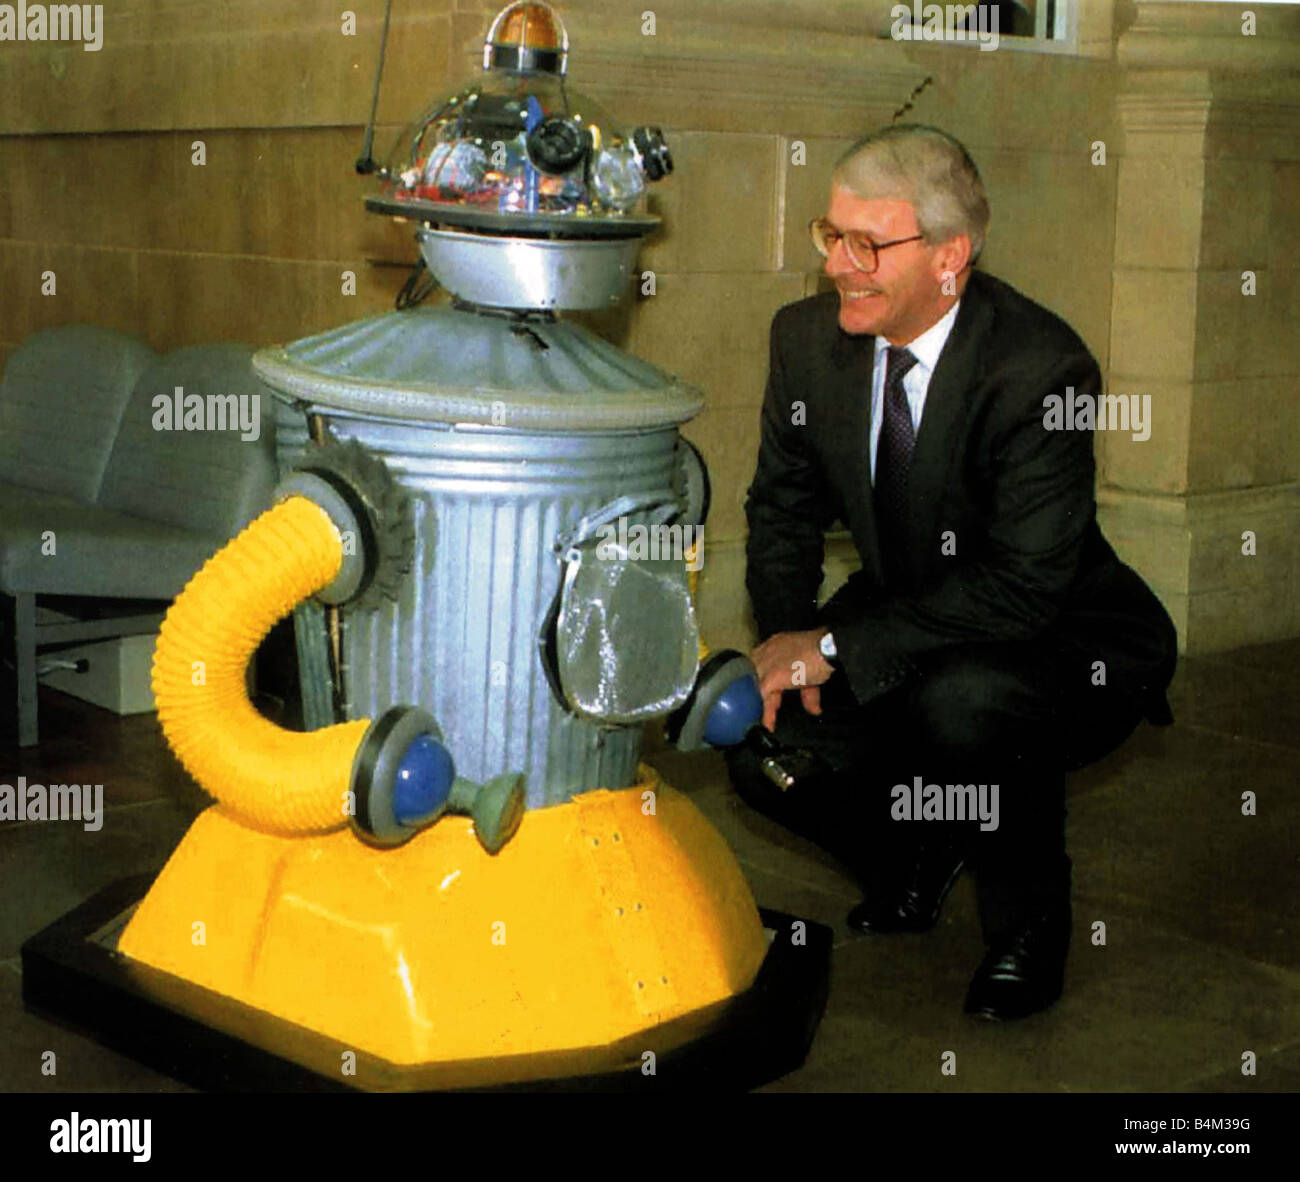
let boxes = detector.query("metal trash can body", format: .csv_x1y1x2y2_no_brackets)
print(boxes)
261,303,702,808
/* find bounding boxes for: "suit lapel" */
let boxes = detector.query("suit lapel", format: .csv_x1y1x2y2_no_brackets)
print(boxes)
906,277,993,576
828,325,883,583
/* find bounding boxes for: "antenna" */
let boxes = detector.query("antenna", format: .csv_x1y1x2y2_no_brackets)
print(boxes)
356,0,396,175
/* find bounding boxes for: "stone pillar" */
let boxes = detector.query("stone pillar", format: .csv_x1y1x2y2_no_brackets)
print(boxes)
1103,0,1300,653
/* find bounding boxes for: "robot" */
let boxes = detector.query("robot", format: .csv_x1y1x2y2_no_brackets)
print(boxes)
23,3,830,1091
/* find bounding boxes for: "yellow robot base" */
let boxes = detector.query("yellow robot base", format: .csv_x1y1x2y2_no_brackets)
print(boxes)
112,768,770,1091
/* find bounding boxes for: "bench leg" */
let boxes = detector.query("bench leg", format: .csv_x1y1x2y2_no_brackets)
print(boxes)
12,592,38,747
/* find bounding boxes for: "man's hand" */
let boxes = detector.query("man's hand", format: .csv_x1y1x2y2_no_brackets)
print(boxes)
751,629,834,732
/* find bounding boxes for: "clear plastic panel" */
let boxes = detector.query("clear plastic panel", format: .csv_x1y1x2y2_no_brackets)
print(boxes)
555,541,699,725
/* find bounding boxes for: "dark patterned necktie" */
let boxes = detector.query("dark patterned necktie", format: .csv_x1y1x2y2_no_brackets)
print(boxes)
874,346,919,574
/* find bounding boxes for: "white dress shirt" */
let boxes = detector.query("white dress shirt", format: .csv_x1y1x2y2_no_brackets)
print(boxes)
869,299,962,484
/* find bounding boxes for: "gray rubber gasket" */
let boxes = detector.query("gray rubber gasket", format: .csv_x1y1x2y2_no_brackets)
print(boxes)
275,471,367,606
675,653,757,753
349,706,444,847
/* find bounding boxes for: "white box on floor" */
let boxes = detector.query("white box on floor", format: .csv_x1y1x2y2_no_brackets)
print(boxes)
39,634,157,715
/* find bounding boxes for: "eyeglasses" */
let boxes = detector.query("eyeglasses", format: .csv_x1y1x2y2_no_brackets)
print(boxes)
808,217,925,274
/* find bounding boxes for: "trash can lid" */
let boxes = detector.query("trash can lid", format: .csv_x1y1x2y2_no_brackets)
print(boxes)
253,304,702,431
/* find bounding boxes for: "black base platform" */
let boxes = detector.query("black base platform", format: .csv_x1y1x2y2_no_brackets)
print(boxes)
22,874,832,1092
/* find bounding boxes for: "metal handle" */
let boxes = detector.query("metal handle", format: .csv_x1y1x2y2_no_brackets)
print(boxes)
552,489,682,557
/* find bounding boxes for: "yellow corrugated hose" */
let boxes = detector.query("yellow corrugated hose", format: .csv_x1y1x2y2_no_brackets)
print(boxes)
151,495,370,835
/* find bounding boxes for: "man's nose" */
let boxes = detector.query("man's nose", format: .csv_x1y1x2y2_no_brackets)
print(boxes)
824,238,854,277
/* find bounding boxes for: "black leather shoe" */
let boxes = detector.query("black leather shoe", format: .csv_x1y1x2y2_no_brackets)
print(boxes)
846,842,965,934
964,910,1071,1021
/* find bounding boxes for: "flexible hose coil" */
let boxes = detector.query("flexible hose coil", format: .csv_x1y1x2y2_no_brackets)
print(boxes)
152,496,370,835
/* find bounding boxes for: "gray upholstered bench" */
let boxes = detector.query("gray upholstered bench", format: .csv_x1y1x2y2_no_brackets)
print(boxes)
0,324,277,746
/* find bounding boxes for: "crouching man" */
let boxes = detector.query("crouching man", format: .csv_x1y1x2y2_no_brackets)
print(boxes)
729,124,1177,1021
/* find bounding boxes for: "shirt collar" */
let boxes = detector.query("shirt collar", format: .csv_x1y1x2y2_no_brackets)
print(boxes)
873,298,962,375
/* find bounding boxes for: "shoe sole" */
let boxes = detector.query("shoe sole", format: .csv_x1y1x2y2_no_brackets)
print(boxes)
965,993,1062,1023
964,973,1065,1022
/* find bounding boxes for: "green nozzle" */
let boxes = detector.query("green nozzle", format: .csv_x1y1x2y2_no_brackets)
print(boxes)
448,773,526,854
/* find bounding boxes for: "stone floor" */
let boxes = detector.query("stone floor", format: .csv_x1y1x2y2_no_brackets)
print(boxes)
2,639,1298,1093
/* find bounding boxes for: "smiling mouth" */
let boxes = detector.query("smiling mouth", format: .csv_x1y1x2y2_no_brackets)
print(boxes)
839,289,882,301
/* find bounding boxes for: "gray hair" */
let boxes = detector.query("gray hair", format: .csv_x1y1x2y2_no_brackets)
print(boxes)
832,124,990,262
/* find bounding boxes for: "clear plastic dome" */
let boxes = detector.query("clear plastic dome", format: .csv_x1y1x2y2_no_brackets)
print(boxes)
365,3,671,239
383,75,645,218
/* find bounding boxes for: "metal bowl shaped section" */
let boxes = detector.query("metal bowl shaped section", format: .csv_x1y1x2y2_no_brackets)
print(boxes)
417,228,642,311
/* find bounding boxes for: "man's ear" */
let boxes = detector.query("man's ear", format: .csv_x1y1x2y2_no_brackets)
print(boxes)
933,234,973,282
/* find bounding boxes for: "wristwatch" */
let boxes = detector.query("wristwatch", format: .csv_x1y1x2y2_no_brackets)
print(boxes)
818,630,839,666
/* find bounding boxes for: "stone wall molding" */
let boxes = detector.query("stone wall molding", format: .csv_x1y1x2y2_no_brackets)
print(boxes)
1117,0,1300,74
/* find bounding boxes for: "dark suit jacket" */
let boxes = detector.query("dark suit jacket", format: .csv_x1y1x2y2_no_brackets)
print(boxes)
745,270,1178,721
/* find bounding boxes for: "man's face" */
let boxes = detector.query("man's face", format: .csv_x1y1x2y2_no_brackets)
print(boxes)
823,185,953,344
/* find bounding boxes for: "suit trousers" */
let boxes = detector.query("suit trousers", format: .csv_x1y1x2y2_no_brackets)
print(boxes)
725,637,1147,941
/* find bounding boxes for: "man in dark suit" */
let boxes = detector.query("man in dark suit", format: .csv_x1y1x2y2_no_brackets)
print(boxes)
729,124,1177,1021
